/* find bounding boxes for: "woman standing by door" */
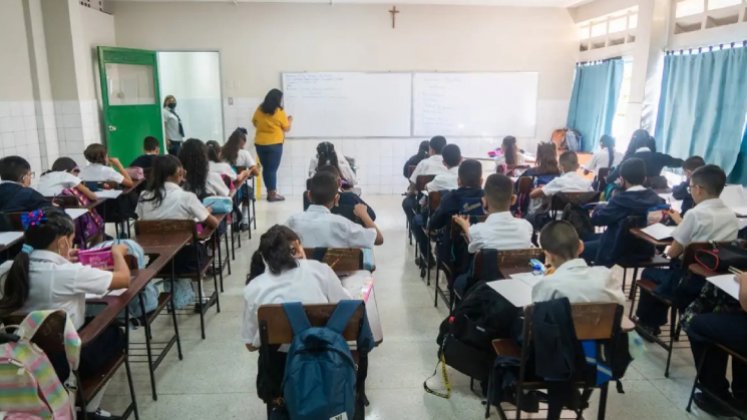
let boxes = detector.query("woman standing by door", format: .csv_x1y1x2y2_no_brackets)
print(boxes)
252,89,292,202
162,95,185,155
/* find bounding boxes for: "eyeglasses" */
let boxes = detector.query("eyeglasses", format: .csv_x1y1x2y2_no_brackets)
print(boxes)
687,184,699,194
25,171,35,179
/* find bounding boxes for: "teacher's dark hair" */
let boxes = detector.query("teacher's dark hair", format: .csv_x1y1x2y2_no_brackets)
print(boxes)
142,155,182,208
260,89,283,115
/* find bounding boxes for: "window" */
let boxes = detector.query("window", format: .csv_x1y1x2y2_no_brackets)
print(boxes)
576,6,639,43
628,13,638,30
591,21,608,37
708,0,742,10
676,0,705,18
611,58,634,152
578,25,590,40
608,16,628,33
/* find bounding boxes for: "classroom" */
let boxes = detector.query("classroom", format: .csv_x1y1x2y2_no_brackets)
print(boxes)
0,0,746,419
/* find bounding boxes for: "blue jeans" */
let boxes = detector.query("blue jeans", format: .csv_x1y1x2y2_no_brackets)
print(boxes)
256,144,283,191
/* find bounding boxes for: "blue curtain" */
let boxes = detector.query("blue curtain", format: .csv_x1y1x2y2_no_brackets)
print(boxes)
655,46,747,178
566,58,624,152
727,118,747,184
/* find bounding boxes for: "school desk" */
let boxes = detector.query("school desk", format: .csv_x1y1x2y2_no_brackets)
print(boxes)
341,270,383,345
629,227,673,248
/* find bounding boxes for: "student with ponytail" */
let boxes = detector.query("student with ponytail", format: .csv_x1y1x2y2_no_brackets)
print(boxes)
308,142,357,188
0,207,130,419
584,135,622,173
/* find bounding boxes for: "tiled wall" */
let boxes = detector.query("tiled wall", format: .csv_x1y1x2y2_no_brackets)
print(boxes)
55,99,100,167
0,101,43,174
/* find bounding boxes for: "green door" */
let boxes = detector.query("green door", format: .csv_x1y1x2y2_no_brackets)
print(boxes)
98,47,162,167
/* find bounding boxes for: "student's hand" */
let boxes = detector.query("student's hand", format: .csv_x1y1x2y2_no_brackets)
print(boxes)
288,116,294,122
68,247,80,263
353,203,369,219
109,157,122,167
453,214,470,231
111,244,129,256
668,209,682,225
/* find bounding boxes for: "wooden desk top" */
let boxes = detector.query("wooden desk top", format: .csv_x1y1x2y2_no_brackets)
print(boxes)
78,231,192,344
629,227,673,247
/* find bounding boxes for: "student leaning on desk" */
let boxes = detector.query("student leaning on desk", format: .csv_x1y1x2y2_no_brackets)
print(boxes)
0,207,130,420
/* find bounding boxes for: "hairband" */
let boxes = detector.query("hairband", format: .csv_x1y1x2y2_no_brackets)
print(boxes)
21,244,34,254
21,209,46,230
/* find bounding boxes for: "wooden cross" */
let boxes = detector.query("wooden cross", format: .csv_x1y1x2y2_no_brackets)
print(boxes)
388,6,399,29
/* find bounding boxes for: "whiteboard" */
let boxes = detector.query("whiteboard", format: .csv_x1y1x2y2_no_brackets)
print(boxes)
413,72,539,137
282,72,412,137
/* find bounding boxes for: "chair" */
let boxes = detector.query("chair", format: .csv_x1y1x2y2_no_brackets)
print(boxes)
405,165,417,245
514,176,534,217
422,190,443,284
135,220,220,340
434,215,487,311
257,303,366,418
548,191,600,219
595,167,610,193
613,215,670,298
687,342,747,418
304,247,366,274
415,175,435,193
487,303,623,420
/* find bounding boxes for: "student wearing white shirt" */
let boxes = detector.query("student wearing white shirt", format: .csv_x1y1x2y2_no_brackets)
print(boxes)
453,174,534,295
530,151,592,199
0,207,131,419
493,136,527,173
531,220,625,305
222,129,260,178
308,142,357,189
36,157,97,201
403,136,449,236
426,144,461,192
206,140,250,184
178,138,229,198
584,135,622,173
287,171,383,248
636,165,739,334
79,143,134,188
242,225,352,350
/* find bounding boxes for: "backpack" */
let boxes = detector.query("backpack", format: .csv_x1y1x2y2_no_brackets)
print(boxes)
0,310,79,420
61,188,104,248
561,202,594,239
282,301,374,420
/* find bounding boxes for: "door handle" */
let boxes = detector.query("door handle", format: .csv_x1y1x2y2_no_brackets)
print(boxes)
108,125,117,132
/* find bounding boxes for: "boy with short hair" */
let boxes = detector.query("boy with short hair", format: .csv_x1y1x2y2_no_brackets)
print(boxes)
672,155,705,215
287,171,383,248
532,221,625,305
529,151,592,199
130,136,161,169
583,158,665,266
426,144,462,192
636,164,739,334
0,156,48,214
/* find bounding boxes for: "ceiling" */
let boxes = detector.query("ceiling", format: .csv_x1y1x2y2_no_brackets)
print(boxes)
109,0,591,7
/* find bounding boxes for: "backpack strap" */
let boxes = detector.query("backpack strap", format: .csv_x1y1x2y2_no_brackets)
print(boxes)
282,302,312,335
18,310,81,375
326,300,363,335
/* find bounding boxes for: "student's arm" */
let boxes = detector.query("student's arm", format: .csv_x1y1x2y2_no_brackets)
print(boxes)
236,169,251,184
188,193,220,229
662,154,685,169
280,110,292,132
353,204,383,245
109,157,134,187
667,211,694,259
203,213,219,229
75,182,98,201
452,215,471,243
355,195,376,221
428,194,455,230
738,272,747,311
529,187,545,199
671,181,689,200
589,200,626,226
666,241,685,259
109,244,131,289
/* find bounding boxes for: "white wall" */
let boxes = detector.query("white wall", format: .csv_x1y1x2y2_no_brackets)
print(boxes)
112,1,579,195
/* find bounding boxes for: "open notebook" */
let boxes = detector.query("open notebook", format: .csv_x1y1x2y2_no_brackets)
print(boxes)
706,274,741,301
720,185,747,217
486,272,544,307
640,223,675,240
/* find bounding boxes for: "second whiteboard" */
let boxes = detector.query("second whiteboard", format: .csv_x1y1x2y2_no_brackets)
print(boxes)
413,72,539,138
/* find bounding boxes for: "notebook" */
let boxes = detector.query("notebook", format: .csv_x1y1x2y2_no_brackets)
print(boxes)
705,274,741,301
720,185,747,217
640,223,676,240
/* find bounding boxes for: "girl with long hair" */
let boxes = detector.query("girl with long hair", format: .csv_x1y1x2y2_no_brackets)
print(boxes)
585,135,622,173
206,140,251,185
178,138,229,198
308,142,357,188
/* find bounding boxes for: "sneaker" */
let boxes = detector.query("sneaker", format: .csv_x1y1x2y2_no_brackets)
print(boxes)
86,409,122,420
693,392,735,417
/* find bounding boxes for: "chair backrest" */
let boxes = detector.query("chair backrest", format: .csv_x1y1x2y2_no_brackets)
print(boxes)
473,248,544,281
415,175,435,192
681,240,747,268
524,302,619,342
550,191,600,211
1,311,69,355
516,176,534,195
48,195,78,208
406,165,417,179
257,303,364,345
304,248,364,273
3,212,25,231
428,191,442,215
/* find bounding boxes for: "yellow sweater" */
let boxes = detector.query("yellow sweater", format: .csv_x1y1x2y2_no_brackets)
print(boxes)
252,107,289,145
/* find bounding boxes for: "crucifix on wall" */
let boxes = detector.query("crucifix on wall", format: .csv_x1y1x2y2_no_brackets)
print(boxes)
388,6,399,29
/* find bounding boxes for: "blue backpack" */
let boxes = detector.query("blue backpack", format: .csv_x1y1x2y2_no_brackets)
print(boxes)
282,300,373,420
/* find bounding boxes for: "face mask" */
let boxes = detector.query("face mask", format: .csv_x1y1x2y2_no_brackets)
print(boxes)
168,102,177,110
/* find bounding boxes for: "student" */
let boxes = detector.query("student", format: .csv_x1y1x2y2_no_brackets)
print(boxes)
206,140,250,185
518,142,561,183
129,136,160,169
582,158,665,266
36,157,97,201
529,151,592,199
287,172,383,248
308,142,357,188
607,129,684,184
635,165,739,334
178,138,229,198
452,174,533,295
79,144,134,188
584,135,622,173
672,155,705,215
426,144,461,192
309,165,376,221
0,207,130,420
427,159,485,265
683,271,747,415
403,140,429,179
402,136,449,229
0,155,48,214
532,221,625,305
223,128,260,178
493,135,525,173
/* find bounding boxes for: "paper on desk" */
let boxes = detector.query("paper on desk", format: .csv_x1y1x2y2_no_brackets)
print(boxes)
510,271,543,288
706,274,741,301
641,223,675,240
65,208,88,220
96,190,123,199
487,280,533,307
720,185,747,216
85,288,127,299
0,231,23,246
341,270,374,301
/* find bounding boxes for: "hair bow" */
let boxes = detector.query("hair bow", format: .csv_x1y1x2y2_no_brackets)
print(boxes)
21,209,46,230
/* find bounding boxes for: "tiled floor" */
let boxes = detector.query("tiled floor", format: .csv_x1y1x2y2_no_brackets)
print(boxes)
102,195,729,419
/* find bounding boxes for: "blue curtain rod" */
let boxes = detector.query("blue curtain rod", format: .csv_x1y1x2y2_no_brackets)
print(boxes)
666,40,747,55
577,56,622,66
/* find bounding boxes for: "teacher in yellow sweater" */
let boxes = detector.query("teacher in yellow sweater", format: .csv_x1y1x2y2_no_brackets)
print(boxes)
252,89,292,202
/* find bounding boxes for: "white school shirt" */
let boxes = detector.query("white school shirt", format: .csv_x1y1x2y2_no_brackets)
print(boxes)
241,259,353,347
237,150,257,168
672,198,739,246
162,108,183,142
286,205,377,249
541,171,593,196
468,211,534,254
494,152,527,170
426,166,459,192
209,161,238,181
308,157,357,187
79,163,124,184
586,150,623,172
35,171,81,196
531,259,625,306
205,172,230,197
409,155,449,184
136,181,210,222
0,250,112,329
